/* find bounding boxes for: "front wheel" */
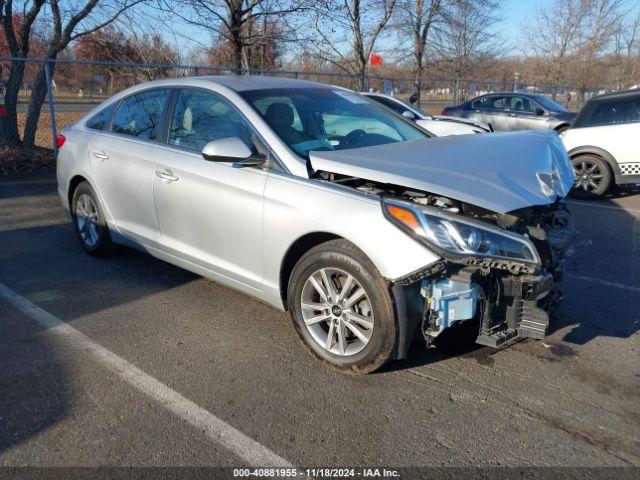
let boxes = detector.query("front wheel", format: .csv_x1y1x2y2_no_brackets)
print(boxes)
570,155,612,199
287,239,396,375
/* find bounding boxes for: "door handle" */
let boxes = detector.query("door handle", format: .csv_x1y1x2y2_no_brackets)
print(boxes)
92,151,109,160
155,169,179,182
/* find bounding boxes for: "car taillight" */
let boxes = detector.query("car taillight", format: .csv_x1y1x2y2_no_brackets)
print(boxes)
56,134,66,149
0,86,6,116
440,109,448,115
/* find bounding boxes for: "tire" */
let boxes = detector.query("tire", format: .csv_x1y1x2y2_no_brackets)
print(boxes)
71,181,113,257
287,239,396,375
569,154,612,199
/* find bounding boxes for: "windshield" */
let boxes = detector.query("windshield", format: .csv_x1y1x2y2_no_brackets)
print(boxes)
533,95,567,112
240,88,429,159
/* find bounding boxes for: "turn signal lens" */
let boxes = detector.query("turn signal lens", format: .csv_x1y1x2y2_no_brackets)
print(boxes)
56,134,66,149
384,204,421,231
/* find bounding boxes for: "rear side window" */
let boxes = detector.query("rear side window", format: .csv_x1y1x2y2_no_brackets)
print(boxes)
86,104,115,131
472,96,506,110
369,96,405,114
574,95,640,128
110,89,171,140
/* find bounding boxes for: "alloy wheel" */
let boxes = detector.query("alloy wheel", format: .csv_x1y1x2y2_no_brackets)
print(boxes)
300,267,374,356
75,193,100,248
573,160,604,192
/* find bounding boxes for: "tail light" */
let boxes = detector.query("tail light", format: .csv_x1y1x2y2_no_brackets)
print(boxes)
56,134,66,149
0,86,6,116
440,109,448,115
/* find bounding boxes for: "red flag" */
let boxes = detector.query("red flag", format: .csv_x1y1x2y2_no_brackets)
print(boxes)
369,53,383,67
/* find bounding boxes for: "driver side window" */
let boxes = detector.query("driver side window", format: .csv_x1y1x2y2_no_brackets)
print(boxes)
168,89,255,152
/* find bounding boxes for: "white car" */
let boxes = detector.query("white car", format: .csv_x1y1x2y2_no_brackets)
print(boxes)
560,89,640,198
363,92,491,136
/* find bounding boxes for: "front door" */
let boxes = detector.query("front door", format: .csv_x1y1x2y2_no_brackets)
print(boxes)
506,96,548,130
153,88,268,289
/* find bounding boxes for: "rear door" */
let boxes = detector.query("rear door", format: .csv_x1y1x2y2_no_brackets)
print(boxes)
475,95,509,130
89,88,171,243
152,88,268,289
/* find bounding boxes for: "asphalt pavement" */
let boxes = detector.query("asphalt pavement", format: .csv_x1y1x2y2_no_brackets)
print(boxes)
0,173,639,473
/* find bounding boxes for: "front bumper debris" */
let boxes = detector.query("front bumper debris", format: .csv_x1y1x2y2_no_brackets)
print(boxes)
476,272,555,348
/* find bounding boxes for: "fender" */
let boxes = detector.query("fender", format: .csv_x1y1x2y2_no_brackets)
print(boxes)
567,145,620,176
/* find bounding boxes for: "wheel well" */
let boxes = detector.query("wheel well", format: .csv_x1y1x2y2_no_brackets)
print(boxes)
554,123,570,132
570,151,613,174
67,175,87,208
279,232,341,310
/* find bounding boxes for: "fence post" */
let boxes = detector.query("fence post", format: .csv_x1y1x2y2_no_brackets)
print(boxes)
45,60,58,158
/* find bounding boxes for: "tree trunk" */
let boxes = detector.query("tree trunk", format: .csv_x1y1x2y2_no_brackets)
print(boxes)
231,32,243,72
22,64,53,149
0,60,26,149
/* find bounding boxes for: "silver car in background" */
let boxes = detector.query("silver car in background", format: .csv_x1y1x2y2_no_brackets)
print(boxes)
57,77,575,374
442,92,576,134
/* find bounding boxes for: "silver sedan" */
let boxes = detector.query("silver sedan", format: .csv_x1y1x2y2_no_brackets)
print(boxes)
57,76,574,374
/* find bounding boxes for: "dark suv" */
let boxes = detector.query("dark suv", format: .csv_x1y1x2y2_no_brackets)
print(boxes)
442,92,576,133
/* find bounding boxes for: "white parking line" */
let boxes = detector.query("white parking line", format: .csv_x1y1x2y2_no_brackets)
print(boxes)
567,200,640,214
568,274,640,294
0,282,293,468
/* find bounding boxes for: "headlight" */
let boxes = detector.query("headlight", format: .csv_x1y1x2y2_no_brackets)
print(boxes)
383,199,540,265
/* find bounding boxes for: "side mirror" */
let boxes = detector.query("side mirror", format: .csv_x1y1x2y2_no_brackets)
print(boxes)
201,137,265,166
402,110,416,120
535,107,545,116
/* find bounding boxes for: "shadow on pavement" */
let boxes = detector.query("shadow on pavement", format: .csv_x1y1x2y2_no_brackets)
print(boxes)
0,175,58,200
0,305,70,454
549,194,640,345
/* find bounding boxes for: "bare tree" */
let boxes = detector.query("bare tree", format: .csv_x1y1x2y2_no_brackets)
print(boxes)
433,0,504,102
312,0,397,91
0,0,146,149
394,0,443,106
163,0,305,71
524,0,625,90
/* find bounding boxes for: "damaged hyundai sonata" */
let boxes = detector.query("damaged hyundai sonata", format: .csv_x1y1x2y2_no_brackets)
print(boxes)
57,76,575,374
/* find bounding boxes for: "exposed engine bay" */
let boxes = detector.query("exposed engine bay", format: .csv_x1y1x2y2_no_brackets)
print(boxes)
316,171,575,351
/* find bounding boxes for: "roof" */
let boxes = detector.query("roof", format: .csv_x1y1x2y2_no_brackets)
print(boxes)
586,88,640,102
197,75,332,92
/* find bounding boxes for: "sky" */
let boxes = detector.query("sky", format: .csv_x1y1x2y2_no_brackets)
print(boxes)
146,0,557,61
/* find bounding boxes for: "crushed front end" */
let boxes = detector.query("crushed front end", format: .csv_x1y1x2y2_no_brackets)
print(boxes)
382,194,574,350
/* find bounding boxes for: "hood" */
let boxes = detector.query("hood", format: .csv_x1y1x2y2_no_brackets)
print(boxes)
309,131,574,214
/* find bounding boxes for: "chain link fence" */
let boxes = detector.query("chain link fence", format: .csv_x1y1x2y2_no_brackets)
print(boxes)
0,57,613,154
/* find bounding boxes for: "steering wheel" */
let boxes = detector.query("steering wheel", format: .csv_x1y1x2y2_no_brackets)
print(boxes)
340,129,366,147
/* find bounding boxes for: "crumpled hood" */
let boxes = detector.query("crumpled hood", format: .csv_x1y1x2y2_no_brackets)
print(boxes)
309,130,574,214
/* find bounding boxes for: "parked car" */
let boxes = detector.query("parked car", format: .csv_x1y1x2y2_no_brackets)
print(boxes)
441,92,576,133
363,92,491,136
560,89,640,198
57,77,574,374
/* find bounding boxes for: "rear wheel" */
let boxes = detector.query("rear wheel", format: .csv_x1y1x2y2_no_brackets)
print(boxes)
570,155,611,199
287,239,396,375
71,181,113,256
